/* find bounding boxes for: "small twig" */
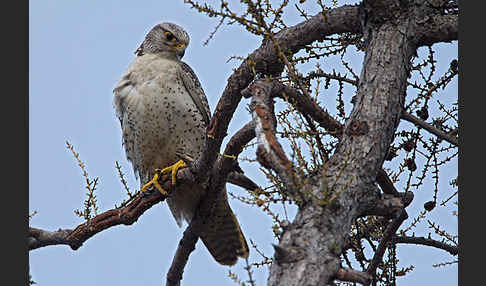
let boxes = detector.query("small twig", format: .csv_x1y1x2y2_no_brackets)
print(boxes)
305,71,359,86
244,258,257,286
115,161,132,197
203,17,225,46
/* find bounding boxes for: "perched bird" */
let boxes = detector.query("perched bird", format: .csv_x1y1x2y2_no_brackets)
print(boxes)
113,22,249,265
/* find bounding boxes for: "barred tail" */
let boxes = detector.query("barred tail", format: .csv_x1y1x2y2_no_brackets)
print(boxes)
199,191,249,265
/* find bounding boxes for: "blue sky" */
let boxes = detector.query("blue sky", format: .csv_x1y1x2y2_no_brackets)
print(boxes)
29,1,457,285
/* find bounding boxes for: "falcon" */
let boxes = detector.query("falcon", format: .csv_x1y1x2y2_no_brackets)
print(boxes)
113,22,249,265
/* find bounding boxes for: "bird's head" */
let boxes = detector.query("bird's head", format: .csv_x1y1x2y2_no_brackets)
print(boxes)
135,22,190,60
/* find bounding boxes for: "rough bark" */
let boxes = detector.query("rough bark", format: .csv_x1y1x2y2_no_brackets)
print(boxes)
267,0,438,284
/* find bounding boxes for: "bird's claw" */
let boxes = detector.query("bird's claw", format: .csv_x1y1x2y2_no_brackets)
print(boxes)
140,160,187,195
141,172,167,196
161,159,187,185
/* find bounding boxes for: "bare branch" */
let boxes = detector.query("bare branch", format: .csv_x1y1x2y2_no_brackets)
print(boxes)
166,224,199,286
305,71,359,86
415,14,458,47
392,235,458,256
401,110,458,146
270,81,343,135
228,172,260,192
360,192,414,217
366,210,408,278
28,170,195,251
29,228,73,250
245,80,299,194
335,268,372,286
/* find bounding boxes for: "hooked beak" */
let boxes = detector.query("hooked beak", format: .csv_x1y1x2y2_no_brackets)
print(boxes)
174,43,186,59
177,49,185,59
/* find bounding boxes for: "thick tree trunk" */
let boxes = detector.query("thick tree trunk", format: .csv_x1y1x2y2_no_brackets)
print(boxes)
267,1,420,285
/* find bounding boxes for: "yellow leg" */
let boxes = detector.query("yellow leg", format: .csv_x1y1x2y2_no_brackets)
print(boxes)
140,160,187,195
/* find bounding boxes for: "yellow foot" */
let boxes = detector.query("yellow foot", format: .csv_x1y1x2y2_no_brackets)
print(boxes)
162,159,187,185
141,172,167,195
140,160,188,195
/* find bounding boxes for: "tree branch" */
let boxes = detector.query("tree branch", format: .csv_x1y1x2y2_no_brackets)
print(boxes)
360,192,414,217
193,4,361,180
227,172,260,192
366,210,408,279
415,14,458,47
245,80,300,195
28,187,171,251
29,228,74,250
166,120,260,286
270,81,343,136
27,164,205,251
335,268,372,286
392,235,458,256
401,110,458,146
166,223,199,286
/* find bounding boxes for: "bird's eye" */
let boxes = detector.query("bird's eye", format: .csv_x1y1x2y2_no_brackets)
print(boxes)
164,32,176,41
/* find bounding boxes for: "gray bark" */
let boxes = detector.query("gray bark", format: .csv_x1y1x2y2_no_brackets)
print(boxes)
267,0,455,285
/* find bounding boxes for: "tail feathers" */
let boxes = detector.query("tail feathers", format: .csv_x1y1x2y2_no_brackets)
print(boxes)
199,193,249,265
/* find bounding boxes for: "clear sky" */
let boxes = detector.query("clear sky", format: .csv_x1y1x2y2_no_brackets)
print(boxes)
29,1,457,285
